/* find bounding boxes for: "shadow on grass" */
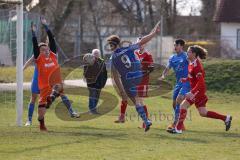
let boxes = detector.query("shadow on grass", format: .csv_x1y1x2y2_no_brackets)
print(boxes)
149,129,209,144
0,140,86,154
186,129,240,138
62,125,125,131
0,126,127,154
55,87,119,121
149,128,240,144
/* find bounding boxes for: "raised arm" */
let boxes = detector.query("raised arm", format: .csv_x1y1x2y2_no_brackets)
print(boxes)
137,21,160,47
31,22,40,59
23,55,34,70
41,17,57,53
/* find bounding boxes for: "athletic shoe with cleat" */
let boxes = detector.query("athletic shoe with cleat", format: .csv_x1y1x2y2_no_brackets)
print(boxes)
71,111,80,118
39,118,47,132
114,115,125,123
138,122,146,129
225,115,232,131
144,120,152,132
166,123,175,131
167,127,182,134
40,124,48,132
25,120,32,126
166,123,186,132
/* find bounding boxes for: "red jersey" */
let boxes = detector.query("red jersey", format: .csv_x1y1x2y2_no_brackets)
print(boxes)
188,58,206,95
135,50,153,84
35,52,61,90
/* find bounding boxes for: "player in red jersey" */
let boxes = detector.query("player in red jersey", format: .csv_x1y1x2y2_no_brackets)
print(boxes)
114,37,154,129
168,45,232,134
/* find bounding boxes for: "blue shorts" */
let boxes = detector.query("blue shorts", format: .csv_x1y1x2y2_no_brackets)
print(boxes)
121,74,142,98
122,80,138,98
173,82,190,100
31,67,40,94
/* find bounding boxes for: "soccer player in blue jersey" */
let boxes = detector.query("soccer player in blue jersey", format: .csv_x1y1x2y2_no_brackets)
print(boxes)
23,58,39,126
108,22,160,132
160,39,190,131
23,55,79,126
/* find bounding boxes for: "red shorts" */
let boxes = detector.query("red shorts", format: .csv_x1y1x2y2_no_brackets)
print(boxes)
137,84,149,97
39,85,64,105
186,94,208,108
39,87,52,105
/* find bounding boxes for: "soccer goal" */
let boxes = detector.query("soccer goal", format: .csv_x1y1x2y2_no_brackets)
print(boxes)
3,0,24,126
0,1,70,126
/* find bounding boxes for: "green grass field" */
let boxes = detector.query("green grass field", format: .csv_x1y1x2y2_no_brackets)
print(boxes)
0,87,240,160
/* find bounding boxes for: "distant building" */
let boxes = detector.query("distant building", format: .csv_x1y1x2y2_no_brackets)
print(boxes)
214,0,240,58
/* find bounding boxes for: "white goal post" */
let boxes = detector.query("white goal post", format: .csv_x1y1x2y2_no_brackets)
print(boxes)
16,0,23,126
0,0,24,126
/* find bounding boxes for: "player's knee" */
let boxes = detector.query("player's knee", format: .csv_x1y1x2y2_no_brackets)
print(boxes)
199,110,207,117
53,84,63,93
176,95,184,105
30,99,36,104
31,95,38,103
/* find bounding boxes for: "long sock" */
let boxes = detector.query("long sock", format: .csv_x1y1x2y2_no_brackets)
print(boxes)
136,105,149,125
206,111,226,121
174,104,180,124
120,100,128,116
143,105,149,118
50,90,60,102
28,103,35,121
176,108,187,130
38,117,45,126
61,95,74,115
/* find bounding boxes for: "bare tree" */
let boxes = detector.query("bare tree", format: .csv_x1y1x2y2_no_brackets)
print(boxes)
201,0,218,35
147,0,154,28
87,0,104,57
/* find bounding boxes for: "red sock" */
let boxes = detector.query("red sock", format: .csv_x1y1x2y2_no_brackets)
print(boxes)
120,100,128,116
38,117,45,126
176,108,187,130
143,105,149,118
206,111,226,121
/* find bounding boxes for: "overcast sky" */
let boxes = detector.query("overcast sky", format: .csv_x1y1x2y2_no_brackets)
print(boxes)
177,0,202,16
29,0,202,16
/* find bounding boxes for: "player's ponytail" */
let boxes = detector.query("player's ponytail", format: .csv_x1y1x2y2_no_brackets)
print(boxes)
190,45,208,59
107,35,120,47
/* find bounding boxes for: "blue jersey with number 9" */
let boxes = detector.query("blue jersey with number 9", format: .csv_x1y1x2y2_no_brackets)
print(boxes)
112,44,143,97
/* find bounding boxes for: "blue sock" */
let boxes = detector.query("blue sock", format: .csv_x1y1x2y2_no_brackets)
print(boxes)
136,105,149,125
174,104,180,124
61,95,74,115
28,103,35,122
